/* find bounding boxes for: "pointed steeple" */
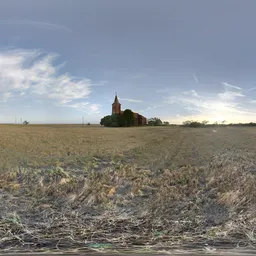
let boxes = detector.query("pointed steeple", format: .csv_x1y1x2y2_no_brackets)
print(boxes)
112,92,121,114
113,92,120,104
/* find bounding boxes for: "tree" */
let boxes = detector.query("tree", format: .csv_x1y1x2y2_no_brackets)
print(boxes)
189,121,201,127
122,109,135,127
100,115,112,127
163,121,169,125
100,114,119,127
148,117,163,126
23,120,29,125
183,120,192,126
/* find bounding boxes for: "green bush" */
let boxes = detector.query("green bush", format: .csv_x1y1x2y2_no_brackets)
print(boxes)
147,117,163,126
182,120,208,128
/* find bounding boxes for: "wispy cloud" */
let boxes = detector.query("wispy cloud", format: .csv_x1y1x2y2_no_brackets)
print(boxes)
219,82,244,101
0,49,97,113
164,82,255,123
119,98,143,103
193,73,198,83
91,80,108,86
64,102,101,114
218,91,244,101
183,90,199,98
137,104,163,114
221,82,242,90
0,19,72,32
248,87,256,92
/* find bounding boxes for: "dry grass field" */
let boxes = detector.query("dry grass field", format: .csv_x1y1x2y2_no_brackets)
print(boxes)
0,124,256,253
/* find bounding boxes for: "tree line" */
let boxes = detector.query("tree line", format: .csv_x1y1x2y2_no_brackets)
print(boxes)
100,112,256,128
100,111,171,127
182,120,256,127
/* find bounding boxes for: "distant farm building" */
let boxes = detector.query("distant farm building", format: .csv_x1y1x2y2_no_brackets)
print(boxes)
112,94,147,126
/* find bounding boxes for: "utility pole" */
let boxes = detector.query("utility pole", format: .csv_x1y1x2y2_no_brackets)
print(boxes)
20,118,22,124
15,116,17,124
82,116,84,127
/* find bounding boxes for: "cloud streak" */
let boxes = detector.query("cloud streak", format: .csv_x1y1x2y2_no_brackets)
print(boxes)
119,98,143,103
183,90,199,98
219,82,244,101
0,19,72,32
222,82,242,91
248,87,256,92
193,73,198,83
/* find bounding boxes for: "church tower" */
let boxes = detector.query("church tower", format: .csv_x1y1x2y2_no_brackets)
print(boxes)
112,93,121,114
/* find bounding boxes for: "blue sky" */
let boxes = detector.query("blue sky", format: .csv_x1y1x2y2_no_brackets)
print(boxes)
0,0,256,124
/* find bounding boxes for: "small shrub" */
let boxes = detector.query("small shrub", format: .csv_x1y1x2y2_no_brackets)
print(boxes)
182,120,208,128
147,117,163,126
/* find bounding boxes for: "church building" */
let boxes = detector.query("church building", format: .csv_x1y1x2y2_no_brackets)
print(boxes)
112,94,147,125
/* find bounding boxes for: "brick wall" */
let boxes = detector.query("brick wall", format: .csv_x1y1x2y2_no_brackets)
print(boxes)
112,103,121,115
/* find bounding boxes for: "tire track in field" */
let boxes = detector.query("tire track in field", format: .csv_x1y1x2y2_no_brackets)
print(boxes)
124,127,256,171
154,128,212,169
151,128,187,170
162,129,201,169
128,128,197,170
144,128,189,170
124,128,183,170
160,131,186,169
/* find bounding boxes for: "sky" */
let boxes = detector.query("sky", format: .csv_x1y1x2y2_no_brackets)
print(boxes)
0,0,256,124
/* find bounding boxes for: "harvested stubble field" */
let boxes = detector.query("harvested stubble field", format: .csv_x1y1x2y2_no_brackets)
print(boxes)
0,124,256,253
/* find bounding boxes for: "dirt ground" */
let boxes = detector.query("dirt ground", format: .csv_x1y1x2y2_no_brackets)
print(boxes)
0,125,255,253
0,124,255,169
